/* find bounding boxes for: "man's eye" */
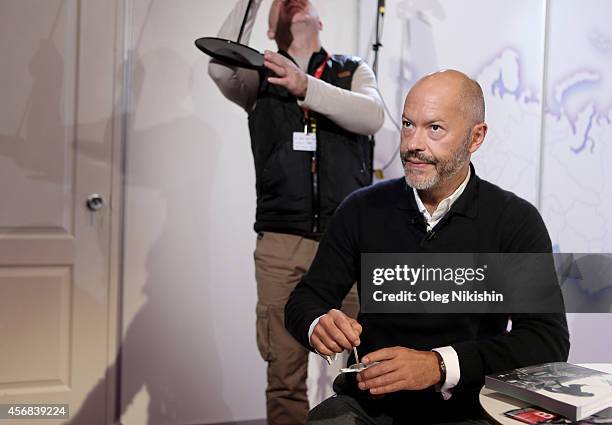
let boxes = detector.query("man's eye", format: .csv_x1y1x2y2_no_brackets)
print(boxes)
402,120,413,129
431,124,441,131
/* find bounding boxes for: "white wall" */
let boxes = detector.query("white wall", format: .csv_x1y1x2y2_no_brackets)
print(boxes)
120,1,359,424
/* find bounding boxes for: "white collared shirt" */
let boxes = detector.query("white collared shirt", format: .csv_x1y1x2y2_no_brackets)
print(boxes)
413,167,471,232
413,168,471,400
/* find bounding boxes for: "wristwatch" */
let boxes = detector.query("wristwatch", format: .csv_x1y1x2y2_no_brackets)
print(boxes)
432,350,447,387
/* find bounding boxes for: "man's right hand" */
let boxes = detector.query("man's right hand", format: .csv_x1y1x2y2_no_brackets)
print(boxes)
310,309,362,356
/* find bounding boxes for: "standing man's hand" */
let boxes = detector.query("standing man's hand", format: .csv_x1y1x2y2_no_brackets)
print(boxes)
356,347,441,395
264,50,309,98
310,309,362,356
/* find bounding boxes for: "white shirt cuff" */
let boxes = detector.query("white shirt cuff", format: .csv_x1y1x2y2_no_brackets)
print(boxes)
308,315,323,342
432,346,460,400
308,315,336,364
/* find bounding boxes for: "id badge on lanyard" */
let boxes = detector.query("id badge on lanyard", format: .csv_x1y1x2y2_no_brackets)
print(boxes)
292,54,330,152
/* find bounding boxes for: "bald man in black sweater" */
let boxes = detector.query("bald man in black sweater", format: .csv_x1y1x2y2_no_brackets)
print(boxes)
285,70,569,424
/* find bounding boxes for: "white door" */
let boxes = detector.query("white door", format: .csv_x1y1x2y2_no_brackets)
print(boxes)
0,1,121,424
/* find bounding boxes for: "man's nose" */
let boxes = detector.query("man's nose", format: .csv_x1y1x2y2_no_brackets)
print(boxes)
402,128,426,151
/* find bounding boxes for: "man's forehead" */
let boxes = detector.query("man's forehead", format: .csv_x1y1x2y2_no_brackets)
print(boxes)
403,87,458,120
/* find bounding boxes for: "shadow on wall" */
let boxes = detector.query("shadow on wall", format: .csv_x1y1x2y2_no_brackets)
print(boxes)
0,37,69,215
68,48,232,424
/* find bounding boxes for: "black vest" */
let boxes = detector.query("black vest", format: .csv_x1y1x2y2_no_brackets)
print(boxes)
248,48,373,236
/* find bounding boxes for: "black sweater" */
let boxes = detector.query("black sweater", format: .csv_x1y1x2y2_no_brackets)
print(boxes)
285,165,569,420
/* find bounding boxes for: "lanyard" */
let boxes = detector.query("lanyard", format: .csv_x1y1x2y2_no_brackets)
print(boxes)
302,53,331,133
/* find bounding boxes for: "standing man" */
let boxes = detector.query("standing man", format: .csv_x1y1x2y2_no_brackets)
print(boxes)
208,1,385,424
285,70,569,424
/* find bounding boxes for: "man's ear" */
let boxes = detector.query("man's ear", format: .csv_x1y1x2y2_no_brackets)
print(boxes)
267,29,276,40
318,20,323,31
468,123,488,154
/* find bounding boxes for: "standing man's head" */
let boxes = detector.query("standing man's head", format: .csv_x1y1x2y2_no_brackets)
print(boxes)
400,70,487,196
268,0,323,51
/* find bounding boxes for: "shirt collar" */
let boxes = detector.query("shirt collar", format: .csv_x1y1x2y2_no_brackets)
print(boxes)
413,167,472,223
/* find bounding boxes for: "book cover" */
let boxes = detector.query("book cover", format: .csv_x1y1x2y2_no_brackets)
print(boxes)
486,363,612,421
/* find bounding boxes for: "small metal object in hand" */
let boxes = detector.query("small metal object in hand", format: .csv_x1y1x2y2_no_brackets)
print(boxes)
339,347,379,373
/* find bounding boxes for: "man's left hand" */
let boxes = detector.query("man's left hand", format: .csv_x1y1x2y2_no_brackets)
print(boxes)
264,50,308,98
356,347,441,395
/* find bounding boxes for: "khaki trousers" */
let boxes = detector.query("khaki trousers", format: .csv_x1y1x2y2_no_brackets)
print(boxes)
255,232,359,425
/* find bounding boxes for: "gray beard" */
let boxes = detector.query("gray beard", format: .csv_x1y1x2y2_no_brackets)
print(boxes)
404,134,471,191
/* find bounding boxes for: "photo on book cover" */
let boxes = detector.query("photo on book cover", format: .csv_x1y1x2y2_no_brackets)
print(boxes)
495,363,612,398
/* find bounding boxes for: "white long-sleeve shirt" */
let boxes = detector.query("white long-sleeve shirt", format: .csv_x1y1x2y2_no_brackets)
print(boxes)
207,0,385,136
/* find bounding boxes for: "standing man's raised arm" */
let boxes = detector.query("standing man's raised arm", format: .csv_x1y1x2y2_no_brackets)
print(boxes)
207,0,262,111
298,62,385,135
263,49,385,135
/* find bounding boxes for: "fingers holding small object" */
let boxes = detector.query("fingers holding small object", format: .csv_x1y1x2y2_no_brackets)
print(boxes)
328,310,360,346
314,323,346,353
323,323,355,351
314,310,367,370
330,310,361,350
349,318,363,336
317,311,361,351
310,333,334,356
338,318,360,347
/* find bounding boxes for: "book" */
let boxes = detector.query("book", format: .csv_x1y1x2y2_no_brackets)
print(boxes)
485,363,612,421
504,406,612,424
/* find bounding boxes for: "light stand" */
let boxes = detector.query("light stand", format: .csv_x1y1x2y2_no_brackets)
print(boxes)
372,1,385,78
371,1,385,180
